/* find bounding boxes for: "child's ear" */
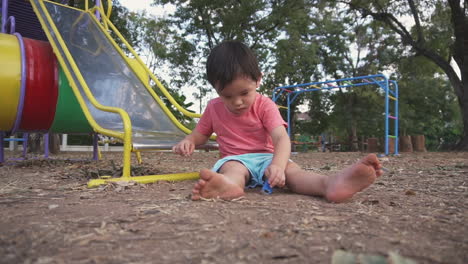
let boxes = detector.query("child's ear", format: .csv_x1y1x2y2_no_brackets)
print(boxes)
256,73,263,88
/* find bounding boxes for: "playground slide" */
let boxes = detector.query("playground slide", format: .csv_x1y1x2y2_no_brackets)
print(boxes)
29,0,193,150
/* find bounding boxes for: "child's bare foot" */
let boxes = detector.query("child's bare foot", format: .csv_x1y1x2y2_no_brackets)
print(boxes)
325,154,383,203
191,169,245,201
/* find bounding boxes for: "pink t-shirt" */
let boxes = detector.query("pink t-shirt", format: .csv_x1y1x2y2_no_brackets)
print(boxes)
195,93,287,158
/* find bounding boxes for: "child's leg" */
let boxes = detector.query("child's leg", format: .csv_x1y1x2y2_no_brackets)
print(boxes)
285,154,383,203
191,161,249,200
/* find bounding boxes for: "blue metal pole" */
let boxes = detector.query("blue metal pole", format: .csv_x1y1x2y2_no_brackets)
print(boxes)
384,77,389,155
272,88,278,102
394,81,399,155
287,93,291,136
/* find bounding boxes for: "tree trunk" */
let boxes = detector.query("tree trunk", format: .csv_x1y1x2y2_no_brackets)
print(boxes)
49,133,61,154
347,93,358,151
350,124,358,151
412,135,427,152
388,137,395,153
450,0,468,150
367,138,379,153
360,135,366,152
455,93,468,150
27,133,42,153
27,133,61,154
399,135,413,152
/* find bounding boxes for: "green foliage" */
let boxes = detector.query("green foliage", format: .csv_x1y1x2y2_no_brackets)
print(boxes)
297,92,332,135
108,2,144,50
328,86,385,138
153,0,318,97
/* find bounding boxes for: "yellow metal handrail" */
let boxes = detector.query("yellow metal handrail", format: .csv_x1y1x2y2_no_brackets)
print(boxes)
105,0,112,18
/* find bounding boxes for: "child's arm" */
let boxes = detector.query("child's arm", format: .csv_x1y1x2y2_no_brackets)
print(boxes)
265,125,291,187
172,130,210,157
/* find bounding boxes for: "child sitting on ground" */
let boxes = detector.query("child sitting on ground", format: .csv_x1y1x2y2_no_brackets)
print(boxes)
172,41,383,203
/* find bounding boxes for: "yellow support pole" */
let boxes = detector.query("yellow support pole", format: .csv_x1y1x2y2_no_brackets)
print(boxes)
97,145,102,160
106,0,112,18
135,151,142,164
87,172,200,188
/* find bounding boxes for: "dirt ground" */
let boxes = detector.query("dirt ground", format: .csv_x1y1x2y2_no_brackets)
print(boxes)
0,150,466,264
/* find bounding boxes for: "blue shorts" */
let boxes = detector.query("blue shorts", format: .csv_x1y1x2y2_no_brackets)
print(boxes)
212,153,274,189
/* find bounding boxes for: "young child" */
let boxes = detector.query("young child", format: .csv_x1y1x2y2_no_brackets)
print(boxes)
173,41,383,203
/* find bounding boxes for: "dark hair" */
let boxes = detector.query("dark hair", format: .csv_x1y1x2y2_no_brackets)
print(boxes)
206,41,261,91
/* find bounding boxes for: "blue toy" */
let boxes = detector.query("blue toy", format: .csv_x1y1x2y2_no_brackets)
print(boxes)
262,181,272,194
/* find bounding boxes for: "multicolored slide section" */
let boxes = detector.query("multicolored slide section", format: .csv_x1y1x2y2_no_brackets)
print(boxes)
0,33,92,134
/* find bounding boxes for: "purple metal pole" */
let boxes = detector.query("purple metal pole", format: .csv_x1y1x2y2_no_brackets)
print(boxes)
1,0,8,33
93,133,99,160
95,0,101,21
0,132,5,163
22,133,28,157
44,133,49,158
6,15,15,33
12,33,26,133
23,133,28,159
21,133,28,158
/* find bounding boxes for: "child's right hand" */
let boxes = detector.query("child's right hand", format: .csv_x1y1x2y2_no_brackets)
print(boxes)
172,139,195,157
265,163,286,188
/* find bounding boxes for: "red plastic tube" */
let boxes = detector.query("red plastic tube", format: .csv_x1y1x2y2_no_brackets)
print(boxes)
19,38,58,131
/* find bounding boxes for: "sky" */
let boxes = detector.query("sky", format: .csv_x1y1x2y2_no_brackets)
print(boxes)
119,0,174,17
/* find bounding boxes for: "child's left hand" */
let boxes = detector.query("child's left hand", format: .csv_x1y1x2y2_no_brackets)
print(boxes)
265,164,286,188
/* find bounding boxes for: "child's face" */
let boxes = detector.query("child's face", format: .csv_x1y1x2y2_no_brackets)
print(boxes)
216,76,259,115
